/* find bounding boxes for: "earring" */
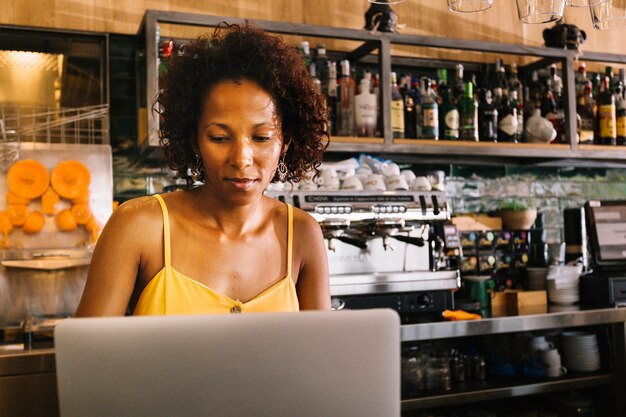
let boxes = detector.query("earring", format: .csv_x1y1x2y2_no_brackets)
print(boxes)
277,154,288,182
191,154,202,182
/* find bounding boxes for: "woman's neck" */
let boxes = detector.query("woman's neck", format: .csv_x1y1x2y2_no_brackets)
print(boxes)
190,185,268,238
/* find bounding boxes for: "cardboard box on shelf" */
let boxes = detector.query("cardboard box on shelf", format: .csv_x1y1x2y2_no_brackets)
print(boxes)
489,290,548,317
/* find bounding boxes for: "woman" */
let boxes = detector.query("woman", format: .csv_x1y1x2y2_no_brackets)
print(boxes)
76,24,331,316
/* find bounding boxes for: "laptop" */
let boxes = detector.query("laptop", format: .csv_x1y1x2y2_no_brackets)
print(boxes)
54,309,400,417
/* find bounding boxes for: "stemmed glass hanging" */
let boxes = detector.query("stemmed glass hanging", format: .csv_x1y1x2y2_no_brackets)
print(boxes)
565,0,605,6
367,0,406,4
589,0,626,30
516,0,566,23
447,0,494,13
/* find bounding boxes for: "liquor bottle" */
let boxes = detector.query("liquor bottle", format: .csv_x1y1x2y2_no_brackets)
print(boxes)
547,64,563,99
575,62,589,95
495,59,509,98
526,71,543,119
420,77,439,139
597,76,617,145
615,83,626,145
439,89,459,140
309,62,321,93
459,81,478,141
509,90,524,142
314,44,329,96
508,63,523,108
411,77,423,138
402,75,417,138
391,72,405,139
327,61,338,136
372,73,382,137
354,77,377,137
437,68,450,106
606,66,615,91
336,60,355,136
299,41,311,68
479,89,498,142
452,64,465,103
577,82,596,145
496,86,518,143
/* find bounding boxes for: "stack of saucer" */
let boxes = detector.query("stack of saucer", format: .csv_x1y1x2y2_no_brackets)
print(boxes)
562,331,601,372
546,265,583,305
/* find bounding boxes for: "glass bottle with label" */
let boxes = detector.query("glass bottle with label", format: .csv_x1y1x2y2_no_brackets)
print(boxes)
597,76,617,145
354,77,377,137
309,62,321,93
420,77,439,139
299,41,311,68
440,89,459,140
479,89,498,142
336,60,355,137
577,81,596,145
496,87,518,143
327,61,338,136
615,83,626,145
508,63,523,106
314,44,329,96
391,72,405,139
452,64,465,103
402,75,417,138
459,82,478,141
509,90,523,143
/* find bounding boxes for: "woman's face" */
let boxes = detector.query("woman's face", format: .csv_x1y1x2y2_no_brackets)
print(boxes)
196,79,284,206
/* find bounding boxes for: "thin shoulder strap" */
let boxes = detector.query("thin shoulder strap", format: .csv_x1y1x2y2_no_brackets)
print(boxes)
287,203,293,278
153,194,171,267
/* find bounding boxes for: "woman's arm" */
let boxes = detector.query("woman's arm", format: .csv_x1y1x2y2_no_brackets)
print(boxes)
293,210,331,310
74,197,157,317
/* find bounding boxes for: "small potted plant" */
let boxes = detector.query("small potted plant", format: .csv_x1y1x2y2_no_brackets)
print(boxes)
498,199,537,230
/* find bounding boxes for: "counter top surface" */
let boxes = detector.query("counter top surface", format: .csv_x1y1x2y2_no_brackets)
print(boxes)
2,308,626,375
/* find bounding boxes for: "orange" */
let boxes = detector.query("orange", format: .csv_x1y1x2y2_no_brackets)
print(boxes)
85,217,102,242
55,209,77,231
6,205,30,226
70,204,93,225
6,191,30,206
72,192,90,205
41,187,61,215
22,211,45,234
0,212,13,248
7,160,50,199
50,161,90,199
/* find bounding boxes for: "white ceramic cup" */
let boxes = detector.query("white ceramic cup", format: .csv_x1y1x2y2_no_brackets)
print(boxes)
385,174,409,191
341,176,364,191
540,348,562,367
381,162,400,177
364,174,387,191
546,365,567,378
529,336,555,352
317,175,340,191
401,169,417,184
410,176,432,191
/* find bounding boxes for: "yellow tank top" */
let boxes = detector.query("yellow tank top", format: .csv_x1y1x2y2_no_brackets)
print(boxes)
133,194,299,315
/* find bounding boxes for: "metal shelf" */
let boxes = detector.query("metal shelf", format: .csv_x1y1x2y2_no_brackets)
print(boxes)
137,10,626,164
401,372,615,411
400,307,626,342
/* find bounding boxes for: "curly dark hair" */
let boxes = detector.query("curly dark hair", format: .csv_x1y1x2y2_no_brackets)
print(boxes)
155,23,329,187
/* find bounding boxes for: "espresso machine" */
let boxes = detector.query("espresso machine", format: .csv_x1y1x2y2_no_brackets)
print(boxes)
268,189,461,323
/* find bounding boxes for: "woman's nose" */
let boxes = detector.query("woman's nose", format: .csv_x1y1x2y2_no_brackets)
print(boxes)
229,138,253,168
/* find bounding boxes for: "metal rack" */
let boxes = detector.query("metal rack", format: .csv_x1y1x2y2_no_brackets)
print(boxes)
136,9,626,165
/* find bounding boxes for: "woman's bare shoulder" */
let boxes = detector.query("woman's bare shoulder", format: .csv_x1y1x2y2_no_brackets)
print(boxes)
105,195,162,235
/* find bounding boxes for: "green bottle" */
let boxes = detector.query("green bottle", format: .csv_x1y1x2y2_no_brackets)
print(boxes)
439,90,459,140
459,82,478,141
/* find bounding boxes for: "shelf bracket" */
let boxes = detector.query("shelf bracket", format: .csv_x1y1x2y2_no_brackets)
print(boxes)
346,40,379,62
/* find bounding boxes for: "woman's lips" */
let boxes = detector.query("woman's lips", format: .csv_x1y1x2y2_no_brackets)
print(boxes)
225,177,256,191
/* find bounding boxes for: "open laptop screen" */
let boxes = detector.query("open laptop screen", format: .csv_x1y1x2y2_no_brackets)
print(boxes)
55,310,400,417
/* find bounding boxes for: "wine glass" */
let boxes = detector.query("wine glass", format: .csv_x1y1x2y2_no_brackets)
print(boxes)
565,0,604,6
516,0,566,24
368,0,405,4
590,0,626,30
447,0,494,13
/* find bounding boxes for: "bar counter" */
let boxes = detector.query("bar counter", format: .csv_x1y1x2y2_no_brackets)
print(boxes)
1,308,625,417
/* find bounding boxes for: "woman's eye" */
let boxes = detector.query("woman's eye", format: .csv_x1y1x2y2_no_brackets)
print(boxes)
209,136,228,143
253,136,271,142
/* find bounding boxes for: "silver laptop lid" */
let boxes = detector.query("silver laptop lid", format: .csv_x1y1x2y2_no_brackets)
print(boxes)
55,310,400,417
